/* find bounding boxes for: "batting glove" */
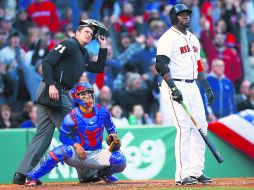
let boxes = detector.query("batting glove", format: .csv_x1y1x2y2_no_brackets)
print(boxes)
205,87,214,106
171,87,183,103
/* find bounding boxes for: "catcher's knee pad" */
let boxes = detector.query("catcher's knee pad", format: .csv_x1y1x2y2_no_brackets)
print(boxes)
50,144,73,162
109,151,126,173
27,145,73,180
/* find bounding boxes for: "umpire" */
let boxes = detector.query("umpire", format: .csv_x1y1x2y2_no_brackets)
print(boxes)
13,19,108,185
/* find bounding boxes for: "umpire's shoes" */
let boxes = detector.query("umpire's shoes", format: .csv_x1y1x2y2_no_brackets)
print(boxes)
175,177,197,185
13,172,26,185
24,177,42,186
79,176,101,183
190,174,212,184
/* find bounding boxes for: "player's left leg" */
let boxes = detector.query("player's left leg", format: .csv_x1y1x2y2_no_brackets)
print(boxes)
80,149,126,183
189,84,212,184
97,151,126,183
25,144,73,186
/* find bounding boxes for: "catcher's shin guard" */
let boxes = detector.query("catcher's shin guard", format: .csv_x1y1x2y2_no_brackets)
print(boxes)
27,145,73,180
98,151,126,181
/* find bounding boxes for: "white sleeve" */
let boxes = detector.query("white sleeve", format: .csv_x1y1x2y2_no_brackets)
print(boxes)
156,32,174,58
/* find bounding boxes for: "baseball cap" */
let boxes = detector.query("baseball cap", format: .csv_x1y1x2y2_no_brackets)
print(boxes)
1,15,12,22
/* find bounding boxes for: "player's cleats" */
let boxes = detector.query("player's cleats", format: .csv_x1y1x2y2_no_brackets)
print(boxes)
24,177,42,186
190,174,212,184
175,176,197,185
97,171,118,183
13,172,26,185
79,176,101,183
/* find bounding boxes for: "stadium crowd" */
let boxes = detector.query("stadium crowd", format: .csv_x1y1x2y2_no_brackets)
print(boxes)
0,0,253,129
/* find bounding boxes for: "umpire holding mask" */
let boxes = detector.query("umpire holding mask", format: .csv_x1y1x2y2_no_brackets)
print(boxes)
13,19,109,185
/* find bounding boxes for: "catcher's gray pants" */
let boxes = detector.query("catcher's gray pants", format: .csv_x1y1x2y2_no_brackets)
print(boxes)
16,82,72,175
65,147,112,179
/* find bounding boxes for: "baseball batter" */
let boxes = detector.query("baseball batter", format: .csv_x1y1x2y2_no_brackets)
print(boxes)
155,4,215,185
24,82,126,186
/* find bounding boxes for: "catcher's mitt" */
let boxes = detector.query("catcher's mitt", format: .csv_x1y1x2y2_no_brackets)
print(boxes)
106,134,121,152
79,19,109,39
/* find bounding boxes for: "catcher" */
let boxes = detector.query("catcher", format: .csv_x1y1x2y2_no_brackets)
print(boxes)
24,82,126,186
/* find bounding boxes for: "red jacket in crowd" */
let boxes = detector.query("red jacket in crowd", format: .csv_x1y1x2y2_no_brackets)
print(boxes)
28,1,60,32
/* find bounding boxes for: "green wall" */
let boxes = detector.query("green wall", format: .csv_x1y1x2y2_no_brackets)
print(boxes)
0,126,253,184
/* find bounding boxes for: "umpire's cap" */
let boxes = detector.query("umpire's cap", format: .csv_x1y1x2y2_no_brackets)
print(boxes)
79,19,109,39
169,4,192,25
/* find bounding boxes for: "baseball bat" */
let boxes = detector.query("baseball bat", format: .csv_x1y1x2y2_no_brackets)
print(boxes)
180,101,224,163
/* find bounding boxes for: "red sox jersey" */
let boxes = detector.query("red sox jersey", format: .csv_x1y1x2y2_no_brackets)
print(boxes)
157,26,203,79
157,26,207,182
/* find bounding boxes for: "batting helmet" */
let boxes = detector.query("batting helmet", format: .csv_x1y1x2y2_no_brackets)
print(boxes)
169,4,192,25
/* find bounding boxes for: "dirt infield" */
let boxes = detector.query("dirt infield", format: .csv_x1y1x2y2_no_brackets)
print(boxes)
1,178,254,190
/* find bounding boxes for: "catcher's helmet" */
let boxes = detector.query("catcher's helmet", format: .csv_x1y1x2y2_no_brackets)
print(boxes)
70,82,95,108
79,19,109,39
169,4,192,25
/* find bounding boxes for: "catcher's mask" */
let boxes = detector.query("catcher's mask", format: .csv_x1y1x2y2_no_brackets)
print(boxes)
79,19,109,39
70,82,95,108
169,4,192,25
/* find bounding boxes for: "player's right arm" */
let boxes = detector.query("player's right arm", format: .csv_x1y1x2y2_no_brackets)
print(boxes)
59,112,87,160
155,33,183,103
59,113,77,146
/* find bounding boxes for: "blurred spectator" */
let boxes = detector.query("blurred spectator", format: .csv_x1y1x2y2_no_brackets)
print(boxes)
59,6,72,32
237,82,254,111
201,31,243,84
190,0,201,38
130,32,156,75
248,41,254,82
235,80,251,109
153,111,164,125
0,31,30,111
97,85,113,110
104,38,123,91
113,72,155,116
0,63,13,105
27,0,60,32
110,104,129,127
128,104,152,125
149,19,166,39
12,101,33,126
239,15,254,83
0,104,18,129
20,104,37,128
0,30,8,49
205,59,236,121
146,58,160,113
0,15,17,36
113,2,142,35
13,10,33,36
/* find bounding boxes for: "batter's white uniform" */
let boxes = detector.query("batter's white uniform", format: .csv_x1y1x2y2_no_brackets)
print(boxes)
157,26,207,182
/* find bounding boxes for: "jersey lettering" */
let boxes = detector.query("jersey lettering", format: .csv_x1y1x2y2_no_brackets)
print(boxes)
54,44,66,54
193,46,198,52
180,45,191,54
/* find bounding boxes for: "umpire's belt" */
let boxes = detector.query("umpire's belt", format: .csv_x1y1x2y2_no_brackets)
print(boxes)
173,78,195,83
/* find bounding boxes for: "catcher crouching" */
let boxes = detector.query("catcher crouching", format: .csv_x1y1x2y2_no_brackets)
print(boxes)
24,82,126,186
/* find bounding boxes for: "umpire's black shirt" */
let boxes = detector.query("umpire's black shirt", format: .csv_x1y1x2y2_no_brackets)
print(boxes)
42,37,107,89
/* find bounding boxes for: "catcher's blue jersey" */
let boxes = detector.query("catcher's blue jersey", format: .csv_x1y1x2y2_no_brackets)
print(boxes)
59,104,117,151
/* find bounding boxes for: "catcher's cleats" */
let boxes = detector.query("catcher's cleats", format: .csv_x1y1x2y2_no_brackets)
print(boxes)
79,176,101,183
79,19,109,39
97,171,118,183
24,177,42,186
106,134,121,152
